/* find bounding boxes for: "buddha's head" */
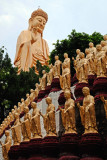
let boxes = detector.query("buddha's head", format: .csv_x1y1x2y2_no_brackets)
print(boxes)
101,40,106,47
35,83,38,88
31,102,37,109
64,90,71,99
82,87,90,96
89,42,94,48
29,8,48,34
46,97,52,105
18,102,21,106
79,52,85,59
55,55,59,61
24,107,29,113
85,48,90,55
5,130,10,137
42,70,46,74
64,53,68,58
103,35,107,41
76,49,80,55
30,89,34,93
96,44,102,51
21,98,24,102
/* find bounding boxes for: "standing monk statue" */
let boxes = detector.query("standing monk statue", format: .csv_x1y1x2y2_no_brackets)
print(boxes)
14,8,50,74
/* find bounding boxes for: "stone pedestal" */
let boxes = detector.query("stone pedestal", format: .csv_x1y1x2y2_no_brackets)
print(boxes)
8,145,20,160
42,136,59,160
93,77,107,101
44,85,52,98
28,138,43,160
59,133,80,160
88,75,96,95
18,141,30,160
37,90,46,102
74,83,89,103
79,133,103,160
51,78,61,92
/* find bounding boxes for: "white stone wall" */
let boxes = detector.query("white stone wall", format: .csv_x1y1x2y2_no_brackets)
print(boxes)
0,87,75,160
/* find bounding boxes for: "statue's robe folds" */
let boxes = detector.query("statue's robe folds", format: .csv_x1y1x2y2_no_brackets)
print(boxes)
14,30,49,73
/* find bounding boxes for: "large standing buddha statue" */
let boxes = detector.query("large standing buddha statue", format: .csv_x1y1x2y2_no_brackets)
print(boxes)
14,8,50,74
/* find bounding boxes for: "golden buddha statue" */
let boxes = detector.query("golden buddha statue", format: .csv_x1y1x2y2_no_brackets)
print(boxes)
14,8,49,74
30,89,35,102
20,98,25,113
53,55,62,78
103,34,107,42
100,96,107,119
95,44,106,77
60,53,71,91
76,52,88,83
85,48,94,75
34,83,39,98
40,97,56,136
0,130,12,160
38,78,42,91
88,42,96,58
25,93,30,106
31,102,42,138
59,90,77,134
9,112,14,122
72,49,81,72
47,64,54,86
21,107,31,141
41,70,47,90
77,87,98,134
11,113,21,145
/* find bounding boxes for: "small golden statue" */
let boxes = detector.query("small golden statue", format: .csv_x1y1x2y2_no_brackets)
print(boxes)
40,97,56,136
53,55,62,78
20,98,25,113
60,53,71,91
0,130,12,160
21,107,31,141
76,52,88,83
77,87,98,134
41,70,47,90
59,90,77,134
47,64,54,86
103,34,107,42
25,93,30,106
9,112,14,122
11,113,21,145
34,83,39,98
100,96,107,119
29,89,35,103
88,42,96,57
72,49,81,72
95,44,106,77
31,102,42,138
85,48,95,75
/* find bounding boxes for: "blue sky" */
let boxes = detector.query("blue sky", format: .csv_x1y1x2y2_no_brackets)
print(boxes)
0,0,107,64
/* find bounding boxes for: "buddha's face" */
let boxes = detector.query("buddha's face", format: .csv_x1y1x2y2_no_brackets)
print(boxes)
82,87,89,96
42,70,45,74
76,49,80,55
55,56,58,60
85,49,90,55
30,89,33,93
80,52,84,59
101,41,106,47
64,91,71,99
26,94,29,98
64,53,68,58
89,42,93,48
32,15,46,34
96,45,102,51
104,35,107,41
21,98,24,102
5,131,9,137
35,83,38,88
46,97,51,104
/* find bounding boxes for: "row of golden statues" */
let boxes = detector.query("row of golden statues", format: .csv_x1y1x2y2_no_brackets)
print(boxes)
0,87,107,160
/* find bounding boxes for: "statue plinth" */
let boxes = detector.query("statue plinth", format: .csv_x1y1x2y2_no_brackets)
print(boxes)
51,78,61,92
74,83,89,103
71,73,78,86
59,133,79,160
42,136,59,159
8,145,20,160
93,77,107,101
37,90,46,102
44,85,52,98
79,133,103,159
18,141,30,159
28,138,42,160
88,75,96,94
